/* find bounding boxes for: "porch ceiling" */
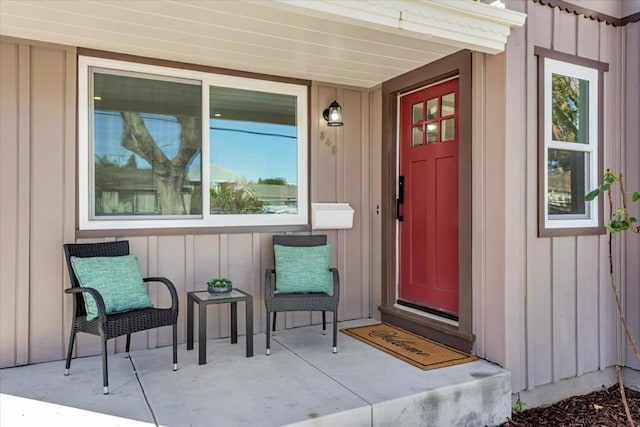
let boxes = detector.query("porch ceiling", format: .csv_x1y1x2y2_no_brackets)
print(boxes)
0,0,525,88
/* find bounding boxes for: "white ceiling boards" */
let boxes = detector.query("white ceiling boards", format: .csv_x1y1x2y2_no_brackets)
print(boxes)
0,0,525,87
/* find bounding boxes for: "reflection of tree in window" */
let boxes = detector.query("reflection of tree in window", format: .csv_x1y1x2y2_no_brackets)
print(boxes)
257,177,287,185
120,112,200,215
551,74,589,143
93,72,202,217
210,183,263,214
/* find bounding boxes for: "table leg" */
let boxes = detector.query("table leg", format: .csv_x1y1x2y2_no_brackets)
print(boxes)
198,302,207,365
231,301,238,344
245,296,253,357
187,295,194,351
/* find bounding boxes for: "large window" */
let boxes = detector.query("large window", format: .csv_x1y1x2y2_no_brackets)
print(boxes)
78,57,308,230
536,48,607,237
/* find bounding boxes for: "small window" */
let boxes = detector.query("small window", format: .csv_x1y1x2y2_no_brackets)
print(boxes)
78,56,308,230
536,48,608,236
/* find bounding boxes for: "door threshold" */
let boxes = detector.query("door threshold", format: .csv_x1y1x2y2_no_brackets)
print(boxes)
393,303,459,327
397,300,458,321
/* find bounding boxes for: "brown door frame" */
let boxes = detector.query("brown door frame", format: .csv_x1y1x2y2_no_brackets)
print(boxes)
379,50,474,352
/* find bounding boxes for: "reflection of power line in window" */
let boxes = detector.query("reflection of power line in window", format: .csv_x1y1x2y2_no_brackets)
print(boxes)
96,111,178,124
97,112,295,140
210,126,296,139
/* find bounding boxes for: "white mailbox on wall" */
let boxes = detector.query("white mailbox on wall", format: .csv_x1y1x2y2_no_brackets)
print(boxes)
311,203,354,230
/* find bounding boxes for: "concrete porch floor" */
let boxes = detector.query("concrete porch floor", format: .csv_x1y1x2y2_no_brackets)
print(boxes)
0,319,511,427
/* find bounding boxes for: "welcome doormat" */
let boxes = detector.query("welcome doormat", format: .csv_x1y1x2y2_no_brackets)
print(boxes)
341,323,477,370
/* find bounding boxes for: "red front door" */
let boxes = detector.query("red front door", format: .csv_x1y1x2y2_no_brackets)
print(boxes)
398,78,459,318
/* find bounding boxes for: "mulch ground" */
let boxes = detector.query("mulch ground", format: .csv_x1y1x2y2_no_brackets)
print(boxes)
502,385,640,426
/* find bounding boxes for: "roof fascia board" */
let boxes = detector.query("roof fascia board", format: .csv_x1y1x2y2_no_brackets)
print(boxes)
272,0,527,54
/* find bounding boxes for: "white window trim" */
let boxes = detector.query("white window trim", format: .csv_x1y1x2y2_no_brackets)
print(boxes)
78,56,308,230
542,58,599,230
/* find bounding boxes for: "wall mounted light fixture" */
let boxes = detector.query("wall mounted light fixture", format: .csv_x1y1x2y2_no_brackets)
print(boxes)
323,100,343,127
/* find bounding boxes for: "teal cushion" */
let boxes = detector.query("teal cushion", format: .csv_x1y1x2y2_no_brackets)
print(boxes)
70,255,153,320
274,244,333,296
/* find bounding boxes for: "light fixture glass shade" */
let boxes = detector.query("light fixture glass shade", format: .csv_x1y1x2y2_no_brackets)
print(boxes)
323,100,343,127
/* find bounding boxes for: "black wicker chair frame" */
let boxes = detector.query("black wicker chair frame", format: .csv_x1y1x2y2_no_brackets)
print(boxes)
264,235,340,355
63,241,178,394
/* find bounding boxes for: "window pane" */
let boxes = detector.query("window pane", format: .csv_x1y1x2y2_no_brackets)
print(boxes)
210,86,298,215
442,118,455,141
551,73,589,143
412,102,423,124
426,98,438,120
426,123,438,143
548,148,587,215
442,93,455,116
92,71,202,218
412,125,423,146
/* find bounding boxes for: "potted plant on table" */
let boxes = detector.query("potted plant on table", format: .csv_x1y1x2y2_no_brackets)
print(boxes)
207,278,233,293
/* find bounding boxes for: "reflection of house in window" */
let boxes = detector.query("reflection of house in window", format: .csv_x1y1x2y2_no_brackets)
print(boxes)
208,164,242,187
96,166,156,215
247,183,297,213
202,164,297,214
96,165,198,215
547,149,585,216
547,167,572,213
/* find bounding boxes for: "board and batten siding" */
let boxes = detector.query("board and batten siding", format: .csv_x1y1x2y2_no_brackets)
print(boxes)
472,0,638,394
0,36,373,366
623,20,640,371
0,37,76,367
368,86,383,321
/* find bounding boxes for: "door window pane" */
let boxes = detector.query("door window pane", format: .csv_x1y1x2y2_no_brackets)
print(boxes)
551,73,589,144
547,148,587,215
426,123,438,143
412,125,423,146
210,86,298,214
92,71,202,218
441,118,455,141
412,102,423,124
426,98,439,120
442,93,455,116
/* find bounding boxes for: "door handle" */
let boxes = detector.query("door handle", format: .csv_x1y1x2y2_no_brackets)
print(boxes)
397,176,404,222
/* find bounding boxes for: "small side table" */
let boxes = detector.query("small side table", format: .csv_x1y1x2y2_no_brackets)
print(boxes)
187,289,253,365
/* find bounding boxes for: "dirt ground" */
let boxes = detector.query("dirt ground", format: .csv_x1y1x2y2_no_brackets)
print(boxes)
501,385,639,426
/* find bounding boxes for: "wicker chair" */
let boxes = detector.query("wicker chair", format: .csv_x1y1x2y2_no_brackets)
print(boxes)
63,241,178,394
264,235,340,355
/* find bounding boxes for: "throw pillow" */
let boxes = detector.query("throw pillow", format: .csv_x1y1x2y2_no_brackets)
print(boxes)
70,255,154,320
274,244,333,296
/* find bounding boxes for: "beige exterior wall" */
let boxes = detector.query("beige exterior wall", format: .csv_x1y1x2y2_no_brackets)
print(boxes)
471,0,639,393
1,2,637,398
0,37,77,367
623,20,640,371
0,36,373,366
472,49,511,370
368,86,383,321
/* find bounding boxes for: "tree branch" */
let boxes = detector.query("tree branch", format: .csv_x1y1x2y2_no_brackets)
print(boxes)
170,116,200,187
120,112,170,175
607,178,640,363
616,365,635,426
